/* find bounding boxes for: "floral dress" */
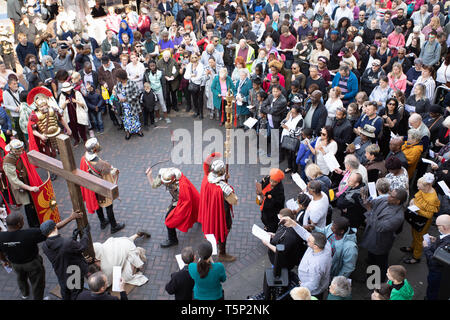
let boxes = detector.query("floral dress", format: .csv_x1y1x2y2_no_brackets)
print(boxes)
115,83,141,134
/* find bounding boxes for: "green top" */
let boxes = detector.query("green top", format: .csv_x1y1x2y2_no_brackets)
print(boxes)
388,279,414,300
188,262,226,300
326,293,352,300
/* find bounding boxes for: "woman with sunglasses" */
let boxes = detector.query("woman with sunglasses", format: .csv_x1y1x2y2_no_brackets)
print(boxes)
306,126,337,176
379,98,401,156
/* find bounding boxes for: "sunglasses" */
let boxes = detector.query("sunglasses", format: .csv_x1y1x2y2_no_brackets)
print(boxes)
387,102,396,105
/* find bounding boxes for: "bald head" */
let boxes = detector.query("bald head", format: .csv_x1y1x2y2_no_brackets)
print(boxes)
389,138,403,152
436,214,450,235
409,113,422,128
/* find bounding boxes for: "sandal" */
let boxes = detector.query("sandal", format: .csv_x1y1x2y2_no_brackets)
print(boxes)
400,247,413,253
403,258,420,264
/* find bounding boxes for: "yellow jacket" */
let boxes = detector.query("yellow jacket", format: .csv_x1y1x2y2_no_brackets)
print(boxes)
402,141,423,178
413,189,440,219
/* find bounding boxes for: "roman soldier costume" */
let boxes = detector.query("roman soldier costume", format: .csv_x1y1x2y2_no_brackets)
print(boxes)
80,138,125,233
2,140,43,227
198,153,238,262
147,167,200,248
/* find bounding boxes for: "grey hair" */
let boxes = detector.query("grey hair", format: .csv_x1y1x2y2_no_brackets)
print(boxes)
331,276,352,297
407,128,421,142
376,178,390,194
42,55,53,64
344,154,360,170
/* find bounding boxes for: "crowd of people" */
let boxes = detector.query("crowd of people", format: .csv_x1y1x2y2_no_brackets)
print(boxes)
0,0,449,301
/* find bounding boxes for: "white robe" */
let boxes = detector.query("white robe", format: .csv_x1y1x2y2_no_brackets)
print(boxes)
93,237,149,287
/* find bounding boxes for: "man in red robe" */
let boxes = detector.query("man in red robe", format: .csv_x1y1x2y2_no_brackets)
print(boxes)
198,153,238,262
79,138,125,233
2,140,42,227
146,167,200,248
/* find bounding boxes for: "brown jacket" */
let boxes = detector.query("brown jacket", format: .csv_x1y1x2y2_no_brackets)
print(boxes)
97,62,123,93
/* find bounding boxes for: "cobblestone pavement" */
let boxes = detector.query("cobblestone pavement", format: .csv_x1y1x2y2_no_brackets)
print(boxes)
0,109,432,300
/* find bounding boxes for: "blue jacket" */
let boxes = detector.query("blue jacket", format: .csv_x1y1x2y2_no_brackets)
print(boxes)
263,3,280,19
314,224,358,279
331,71,359,103
0,107,12,132
296,138,316,166
84,91,105,112
118,20,134,45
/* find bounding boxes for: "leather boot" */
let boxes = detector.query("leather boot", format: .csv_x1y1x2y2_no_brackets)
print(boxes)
218,241,236,262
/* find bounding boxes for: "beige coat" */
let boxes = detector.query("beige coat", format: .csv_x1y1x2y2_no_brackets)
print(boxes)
3,156,31,206
58,90,89,126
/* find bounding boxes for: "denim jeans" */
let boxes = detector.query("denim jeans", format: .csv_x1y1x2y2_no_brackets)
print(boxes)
89,110,104,132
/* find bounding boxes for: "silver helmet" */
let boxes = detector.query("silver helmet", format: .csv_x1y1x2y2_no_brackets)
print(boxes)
210,159,225,175
84,138,101,161
160,168,182,184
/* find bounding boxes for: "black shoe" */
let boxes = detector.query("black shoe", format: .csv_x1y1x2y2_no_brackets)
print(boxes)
100,219,110,230
50,173,58,181
125,133,131,140
192,113,199,118
173,107,179,112
138,131,144,137
111,223,125,234
160,239,178,248
137,230,151,238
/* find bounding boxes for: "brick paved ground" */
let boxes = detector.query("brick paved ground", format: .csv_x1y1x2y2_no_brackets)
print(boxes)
0,109,434,300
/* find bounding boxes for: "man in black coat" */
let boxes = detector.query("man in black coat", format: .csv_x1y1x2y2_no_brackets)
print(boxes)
261,84,288,129
385,48,412,74
424,214,450,300
324,30,345,71
165,247,195,300
360,59,385,96
80,62,99,90
303,90,327,137
336,172,366,228
41,220,90,300
333,107,354,164
77,271,128,300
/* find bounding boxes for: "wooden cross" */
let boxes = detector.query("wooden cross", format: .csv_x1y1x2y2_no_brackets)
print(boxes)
27,134,119,259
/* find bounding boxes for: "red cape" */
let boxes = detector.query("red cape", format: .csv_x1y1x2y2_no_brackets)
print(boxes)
20,152,42,187
27,112,40,153
79,155,100,213
165,174,199,232
197,153,229,243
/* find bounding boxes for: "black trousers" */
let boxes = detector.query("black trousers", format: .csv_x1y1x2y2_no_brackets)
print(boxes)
60,278,84,300
11,255,46,300
96,204,117,228
142,106,155,126
189,87,204,117
367,251,389,283
166,206,178,242
25,203,40,228
165,84,178,112
184,88,192,111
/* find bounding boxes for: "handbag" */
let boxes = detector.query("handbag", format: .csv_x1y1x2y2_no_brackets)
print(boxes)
281,135,300,152
188,81,200,92
404,209,429,232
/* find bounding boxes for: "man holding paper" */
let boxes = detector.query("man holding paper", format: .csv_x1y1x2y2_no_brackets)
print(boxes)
76,271,128,300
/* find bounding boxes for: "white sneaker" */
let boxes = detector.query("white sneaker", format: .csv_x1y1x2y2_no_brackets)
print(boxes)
21,295,29,300
43,296,50,300
165,118,172,124
158,117,163,121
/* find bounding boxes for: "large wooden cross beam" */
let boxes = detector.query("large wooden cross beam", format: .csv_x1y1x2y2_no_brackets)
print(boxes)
27,134,119,258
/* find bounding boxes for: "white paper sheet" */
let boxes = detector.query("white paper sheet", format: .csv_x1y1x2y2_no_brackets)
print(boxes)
291,173,307,191
438,181,450,196
286,198,300,211
205,234,218,255
252,224,271,243
368,182,377,199
429,150,435,158
421,158,437,166
243,117,258,129
323,153,341,172
405,104,416,113
175,254,185,270
112,266,121,292
423,234,431,246
408,205,420,212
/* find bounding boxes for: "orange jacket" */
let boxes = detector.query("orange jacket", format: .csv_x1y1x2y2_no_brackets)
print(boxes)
402,141,423,178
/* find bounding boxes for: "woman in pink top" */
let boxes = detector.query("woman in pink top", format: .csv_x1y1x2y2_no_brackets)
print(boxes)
387,26,405,57
106,7,122,34
388,62,407,92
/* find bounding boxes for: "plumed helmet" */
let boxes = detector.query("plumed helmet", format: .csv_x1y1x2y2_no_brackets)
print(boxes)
160,168,182,184
210,159,225,175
